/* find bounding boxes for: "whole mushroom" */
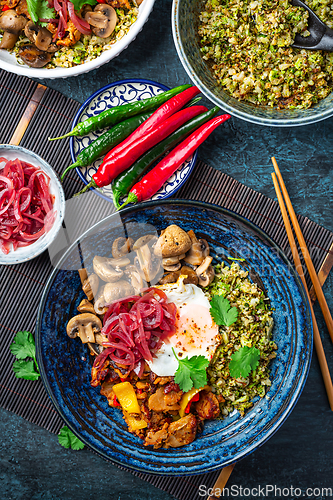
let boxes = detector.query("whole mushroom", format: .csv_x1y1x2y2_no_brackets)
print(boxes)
154,225,192,258
0,10,27,49
103,280,134,304
85,4,118,38
66,313,102,344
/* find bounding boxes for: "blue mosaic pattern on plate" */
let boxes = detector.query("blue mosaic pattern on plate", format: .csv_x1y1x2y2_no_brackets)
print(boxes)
172,0,333,127
69,79,197,204
36,200,312,475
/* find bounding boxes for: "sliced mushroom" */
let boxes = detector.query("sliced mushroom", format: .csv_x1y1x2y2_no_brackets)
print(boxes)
85,4,117,38
24,21,52,51
132,234,155,251
104,280,134,304
184,230,210,266
66,313,102,344
77,299,95,314
180,265,199,285
162,253,186,272
94,286,108,316
18,45,51,68
124,264,144,293
154,225,192,258
135,243,162,283
196,256,215,287
93,255,123,282
112,237,133,258
82,273,99,301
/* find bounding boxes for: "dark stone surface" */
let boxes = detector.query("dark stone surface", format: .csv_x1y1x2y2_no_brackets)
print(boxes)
1,0,333,498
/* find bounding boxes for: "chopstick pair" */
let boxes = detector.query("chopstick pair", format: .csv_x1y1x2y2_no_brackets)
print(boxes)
271,157,333,411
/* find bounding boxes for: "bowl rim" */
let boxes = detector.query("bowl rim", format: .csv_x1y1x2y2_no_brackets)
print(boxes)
171,0,333,127
0,144,65,265
35,198,313,475
0,0,156,79
69,78,198,203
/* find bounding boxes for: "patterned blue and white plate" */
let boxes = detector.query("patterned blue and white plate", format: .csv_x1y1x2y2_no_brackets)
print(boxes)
70,79,197,204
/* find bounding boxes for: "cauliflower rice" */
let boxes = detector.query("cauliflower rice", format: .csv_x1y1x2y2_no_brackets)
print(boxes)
199,0,333,109
206,262,277,417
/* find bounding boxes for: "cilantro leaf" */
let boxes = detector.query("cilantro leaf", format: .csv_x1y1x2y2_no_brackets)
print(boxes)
10,331,36,360
12,360,40,381
10,330,40,381
71,0,97,11
26,0,55,24
210,295,238,327
173,349,209,392
229,346,260,378
58,426,85,450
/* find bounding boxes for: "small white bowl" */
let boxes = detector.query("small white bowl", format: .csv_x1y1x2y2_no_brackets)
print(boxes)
0,145,65,265
0,0,155,79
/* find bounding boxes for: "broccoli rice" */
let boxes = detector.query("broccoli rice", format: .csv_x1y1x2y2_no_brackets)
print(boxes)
206,262,276,417
199,0,333,109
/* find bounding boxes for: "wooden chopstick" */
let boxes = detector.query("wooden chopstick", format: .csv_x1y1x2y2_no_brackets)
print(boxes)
271,170,333,411
207,465,235,500
272,157,333,343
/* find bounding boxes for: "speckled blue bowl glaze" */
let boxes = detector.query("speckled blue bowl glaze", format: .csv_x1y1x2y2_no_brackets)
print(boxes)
69,79,198,204
172,0,333,127
36,200,312,475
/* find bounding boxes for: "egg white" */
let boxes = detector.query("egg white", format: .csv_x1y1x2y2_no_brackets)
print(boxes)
148,276,220,377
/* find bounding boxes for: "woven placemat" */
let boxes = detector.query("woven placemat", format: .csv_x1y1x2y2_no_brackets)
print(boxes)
1,69,333,500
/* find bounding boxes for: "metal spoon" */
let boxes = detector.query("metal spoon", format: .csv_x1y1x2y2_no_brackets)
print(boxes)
291,0,333,51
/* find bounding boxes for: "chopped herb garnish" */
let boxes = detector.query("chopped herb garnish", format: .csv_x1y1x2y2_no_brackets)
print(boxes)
58,426,85,450
229,346,260,378
209,295,238,326
10,331,40,381
172,348,209,393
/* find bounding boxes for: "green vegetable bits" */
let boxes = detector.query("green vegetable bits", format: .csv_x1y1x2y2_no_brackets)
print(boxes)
58,426,85,450
206,262,276,417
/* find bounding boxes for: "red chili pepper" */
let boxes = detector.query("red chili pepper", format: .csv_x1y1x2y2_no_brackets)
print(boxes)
92,105,207,187
113,395,121,407
185,392,200,414
2,5,10,10
92,86,200,188
120,113,231,207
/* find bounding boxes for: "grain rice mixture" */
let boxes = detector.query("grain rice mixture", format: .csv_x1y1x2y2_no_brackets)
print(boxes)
206,262,276,417
199,0,333,108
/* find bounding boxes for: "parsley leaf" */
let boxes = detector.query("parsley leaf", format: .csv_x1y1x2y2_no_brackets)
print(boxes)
71,0,97,11
58,426,85,450
10,330,40,381
12,360,40,381
173,348,209,392
229,346,260,378
209,295,238,327
10,331,36,359
26,0,55,24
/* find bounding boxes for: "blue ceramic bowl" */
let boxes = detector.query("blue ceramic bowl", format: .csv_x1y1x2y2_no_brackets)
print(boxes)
36,200,312,475
172,0,333,127
69,79,198,204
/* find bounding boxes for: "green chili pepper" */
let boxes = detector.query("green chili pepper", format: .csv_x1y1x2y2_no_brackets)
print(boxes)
112,106,220,209
49,84,191,141
61,111,154,181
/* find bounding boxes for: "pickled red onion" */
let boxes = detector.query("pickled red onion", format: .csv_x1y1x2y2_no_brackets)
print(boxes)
0,157,56,255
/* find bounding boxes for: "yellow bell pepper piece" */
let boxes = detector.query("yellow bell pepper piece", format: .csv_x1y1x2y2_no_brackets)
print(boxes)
179,385,210,417
113,381,141,414
124,412,148,431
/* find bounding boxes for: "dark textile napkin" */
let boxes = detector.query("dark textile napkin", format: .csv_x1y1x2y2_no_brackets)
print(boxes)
1,69,333,500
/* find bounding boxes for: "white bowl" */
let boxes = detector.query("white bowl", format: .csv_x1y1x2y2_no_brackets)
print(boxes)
0,145,65,264
0,0,155,79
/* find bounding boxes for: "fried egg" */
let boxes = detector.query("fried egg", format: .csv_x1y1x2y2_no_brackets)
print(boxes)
148,276,220,377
